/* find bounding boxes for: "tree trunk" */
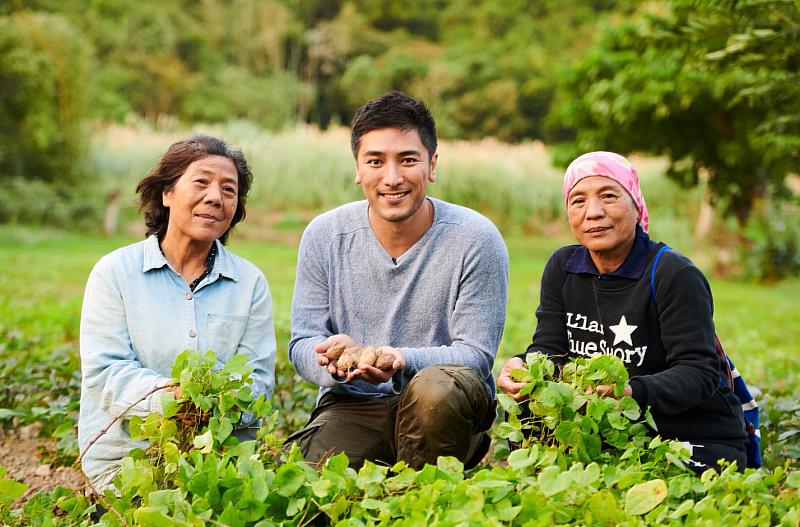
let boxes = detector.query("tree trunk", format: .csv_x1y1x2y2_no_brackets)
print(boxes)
103,189,120,236
694,168,714,243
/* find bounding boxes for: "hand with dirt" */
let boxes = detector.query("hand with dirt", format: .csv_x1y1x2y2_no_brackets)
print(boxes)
497,356,528,402
314,334,358,375
315,335,403,384
345,345,404,384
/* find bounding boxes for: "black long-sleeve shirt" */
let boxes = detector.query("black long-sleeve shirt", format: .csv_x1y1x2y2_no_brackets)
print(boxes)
522,227,746,444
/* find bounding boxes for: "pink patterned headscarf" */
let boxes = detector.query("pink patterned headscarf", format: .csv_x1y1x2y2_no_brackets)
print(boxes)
562,151,649,232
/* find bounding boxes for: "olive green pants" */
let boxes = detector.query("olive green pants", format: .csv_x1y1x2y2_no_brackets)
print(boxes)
287,365,496,470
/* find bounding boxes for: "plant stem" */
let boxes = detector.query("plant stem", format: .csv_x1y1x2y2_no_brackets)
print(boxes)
77,383,177,464
78,466,129,527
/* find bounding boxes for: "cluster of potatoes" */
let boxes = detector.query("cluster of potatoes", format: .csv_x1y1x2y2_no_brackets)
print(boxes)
324,343,396,371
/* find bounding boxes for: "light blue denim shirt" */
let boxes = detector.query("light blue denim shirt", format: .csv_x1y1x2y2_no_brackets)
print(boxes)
78,235,276,490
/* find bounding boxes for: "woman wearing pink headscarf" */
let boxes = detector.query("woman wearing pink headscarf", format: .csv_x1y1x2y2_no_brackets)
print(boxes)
497,151,747,472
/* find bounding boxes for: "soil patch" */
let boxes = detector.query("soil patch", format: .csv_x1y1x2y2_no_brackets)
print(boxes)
0,424,84,502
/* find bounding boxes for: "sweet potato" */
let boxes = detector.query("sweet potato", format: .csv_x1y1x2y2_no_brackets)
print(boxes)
324,343,346,361
358,346,377,367
337,347,360,371
326,345,397,372
374,350,395,370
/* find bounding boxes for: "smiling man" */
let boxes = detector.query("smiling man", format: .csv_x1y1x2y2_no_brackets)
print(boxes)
287,92,509,469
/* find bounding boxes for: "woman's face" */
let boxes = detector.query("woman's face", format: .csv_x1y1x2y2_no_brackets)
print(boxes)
162,155,239,245
567,176,639,259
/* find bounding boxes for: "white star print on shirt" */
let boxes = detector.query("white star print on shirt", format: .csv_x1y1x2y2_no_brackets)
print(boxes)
609,315,638,346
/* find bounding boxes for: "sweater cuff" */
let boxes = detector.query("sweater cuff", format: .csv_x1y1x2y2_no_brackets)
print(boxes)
393,348,419,394
629,377,649,412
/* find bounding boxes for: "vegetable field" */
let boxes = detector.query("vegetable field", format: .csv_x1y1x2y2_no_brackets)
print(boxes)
1,228,799,525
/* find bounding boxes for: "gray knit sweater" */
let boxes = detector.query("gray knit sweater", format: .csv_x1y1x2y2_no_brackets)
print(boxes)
288,198,509,399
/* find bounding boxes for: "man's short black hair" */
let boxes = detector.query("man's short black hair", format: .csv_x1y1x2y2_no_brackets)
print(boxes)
350,91,437,158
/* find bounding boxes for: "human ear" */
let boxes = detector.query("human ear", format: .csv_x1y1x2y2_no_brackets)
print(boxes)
162,188,173,208
428,153,438,182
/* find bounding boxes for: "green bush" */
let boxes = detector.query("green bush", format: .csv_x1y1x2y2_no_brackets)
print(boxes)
742,208,800,281
0,12,92,187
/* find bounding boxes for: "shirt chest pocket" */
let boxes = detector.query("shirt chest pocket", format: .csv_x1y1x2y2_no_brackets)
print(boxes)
206,313,250,362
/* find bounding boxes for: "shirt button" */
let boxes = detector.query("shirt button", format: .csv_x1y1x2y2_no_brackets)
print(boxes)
189,329,196,338
186,292,193,300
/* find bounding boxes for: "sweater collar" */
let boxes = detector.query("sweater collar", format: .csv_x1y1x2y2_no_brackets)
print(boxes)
566,224,655,279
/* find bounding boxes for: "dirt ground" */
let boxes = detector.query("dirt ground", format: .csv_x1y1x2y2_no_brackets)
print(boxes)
0,424,84,504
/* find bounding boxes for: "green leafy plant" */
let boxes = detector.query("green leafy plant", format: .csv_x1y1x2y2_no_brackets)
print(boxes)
5,350,800,526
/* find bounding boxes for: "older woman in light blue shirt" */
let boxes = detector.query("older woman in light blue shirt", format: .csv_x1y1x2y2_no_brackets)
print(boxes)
78,135,276,491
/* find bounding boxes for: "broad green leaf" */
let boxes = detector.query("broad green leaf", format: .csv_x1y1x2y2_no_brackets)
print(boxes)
163,442,180,465
437,456,464,475
574,462,601,487
238,497,267,521
586,398,612,422
215,416,233,443
670,498,695,519
219,502,245,527
286,496,306,516
495,421,523,443
134,509,181,526
577,431,602,462
585,489,626,524
222,354,252,377
193,430,213,453
537,382,574,408
495,498,521,522
619,396,641,420
0,478,27,504
624,479,667,515
274,463,305,497
668,475,693,498
537,465,572,497
320,495,349,522
606,412,629,431
497,393,521,415
325,452,350,474
51,421,74,438
555,421,580,446
508,447,538,470
361,498,385,510
0,409,21,420
617,469,646,490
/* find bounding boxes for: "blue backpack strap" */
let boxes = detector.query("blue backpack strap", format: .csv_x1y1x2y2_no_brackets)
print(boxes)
727,355,763,468
649,244,672,308
649,243,761,468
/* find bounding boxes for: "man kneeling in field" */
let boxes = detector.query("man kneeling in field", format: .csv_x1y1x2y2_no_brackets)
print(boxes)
287,91,509,469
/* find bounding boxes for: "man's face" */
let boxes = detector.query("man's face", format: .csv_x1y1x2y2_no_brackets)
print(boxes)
355,127,437,225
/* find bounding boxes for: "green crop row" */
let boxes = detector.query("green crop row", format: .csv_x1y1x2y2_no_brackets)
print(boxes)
3,351,798,526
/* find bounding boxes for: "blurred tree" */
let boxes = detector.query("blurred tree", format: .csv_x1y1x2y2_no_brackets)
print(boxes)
5,0,635,138
0,11,92,185
182,67,310,129
551,0,799,229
